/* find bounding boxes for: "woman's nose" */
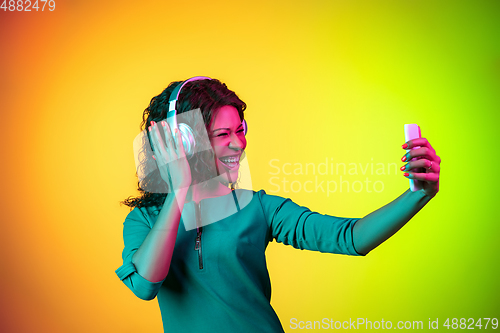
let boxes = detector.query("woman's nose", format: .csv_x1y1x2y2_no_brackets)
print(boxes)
229,133,245,150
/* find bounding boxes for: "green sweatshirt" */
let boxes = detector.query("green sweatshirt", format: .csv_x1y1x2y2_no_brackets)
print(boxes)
115,189,364,332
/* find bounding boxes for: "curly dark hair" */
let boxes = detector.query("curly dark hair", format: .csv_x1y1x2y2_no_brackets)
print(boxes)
120,78,246,210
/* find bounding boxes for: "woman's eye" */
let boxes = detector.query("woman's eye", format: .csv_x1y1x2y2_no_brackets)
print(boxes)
213,130,243,137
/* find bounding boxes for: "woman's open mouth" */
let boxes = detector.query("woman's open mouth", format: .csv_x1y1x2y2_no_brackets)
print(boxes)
219,155,240,170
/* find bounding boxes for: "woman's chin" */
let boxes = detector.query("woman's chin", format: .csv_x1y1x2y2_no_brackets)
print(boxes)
216,162,240,181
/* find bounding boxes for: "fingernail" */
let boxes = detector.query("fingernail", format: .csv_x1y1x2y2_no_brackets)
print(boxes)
175,128,178,133
161,121,166,126
400,165,406,171
401,155,407,162
402,143,408,149
404,172,409,177
148,126,151,132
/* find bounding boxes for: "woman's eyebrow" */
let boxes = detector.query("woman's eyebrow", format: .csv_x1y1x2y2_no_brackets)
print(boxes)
212,124,243,132
212,128,230,132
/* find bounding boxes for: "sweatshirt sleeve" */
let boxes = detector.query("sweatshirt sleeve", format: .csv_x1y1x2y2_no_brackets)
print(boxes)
115,207,166,301
257,190,365,256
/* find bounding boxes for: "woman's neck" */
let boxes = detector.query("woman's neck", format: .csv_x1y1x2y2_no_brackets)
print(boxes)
185,180,232,204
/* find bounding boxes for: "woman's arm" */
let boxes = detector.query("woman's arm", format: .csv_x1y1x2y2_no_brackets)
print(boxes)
352,189,433,255
132,188,188,283
131,120,193,283
352,137,441,255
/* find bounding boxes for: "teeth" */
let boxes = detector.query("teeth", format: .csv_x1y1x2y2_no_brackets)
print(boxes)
220,156,240,163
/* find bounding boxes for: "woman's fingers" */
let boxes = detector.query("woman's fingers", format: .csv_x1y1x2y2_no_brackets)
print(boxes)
150,119,189,161
402,138,438,160
401,158,441,174
149,121,170,166
400,137,441,197
401,146,439,163
404,170,440,182
403,137,433,150
147,119,193,191
161,120,177,152
152,122,168,155
161,120,190,159
148,124,159,156
175,127,187,156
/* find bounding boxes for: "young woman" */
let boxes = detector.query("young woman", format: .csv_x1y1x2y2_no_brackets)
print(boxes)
116,77,441,332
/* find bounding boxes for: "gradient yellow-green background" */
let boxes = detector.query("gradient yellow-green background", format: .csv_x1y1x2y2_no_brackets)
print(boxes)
1,0,498,332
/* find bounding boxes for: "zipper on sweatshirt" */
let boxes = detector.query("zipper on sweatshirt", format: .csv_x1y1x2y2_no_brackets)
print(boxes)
194,202,203,270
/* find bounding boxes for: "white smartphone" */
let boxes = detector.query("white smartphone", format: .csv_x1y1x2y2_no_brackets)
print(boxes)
404,124,423,192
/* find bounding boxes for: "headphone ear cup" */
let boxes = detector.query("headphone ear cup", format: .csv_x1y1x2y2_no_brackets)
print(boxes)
177,123,196,157
242,119,248,135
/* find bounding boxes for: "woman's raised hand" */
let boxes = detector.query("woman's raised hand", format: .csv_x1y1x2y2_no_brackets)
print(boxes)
400,138,441,197
149,120,192,192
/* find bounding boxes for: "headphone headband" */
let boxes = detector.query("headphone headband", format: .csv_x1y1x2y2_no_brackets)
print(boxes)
168,76,212,113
